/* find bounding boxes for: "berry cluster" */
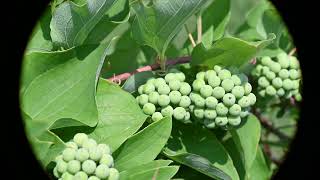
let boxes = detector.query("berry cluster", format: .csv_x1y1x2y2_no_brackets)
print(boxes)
53,133,119,180
190,65,256,128
136,71,192,123
252,52,302,101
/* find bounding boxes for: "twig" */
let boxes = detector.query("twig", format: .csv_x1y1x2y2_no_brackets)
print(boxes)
197,15,202,44
289,48,297,56
262,129,283,166
107,56,192,82
184,25,196,47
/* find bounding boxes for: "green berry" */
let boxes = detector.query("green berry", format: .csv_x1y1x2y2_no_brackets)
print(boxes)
82,160,96,175
247,93,256,105
63,148,76,162
89,147,103,162
138,94,148,106
152,112,163,121
216,103,228,116
229,104,241,116
88,176,100,180
266,85,277,96
218,69,232,80
212,87,225,99
147,78,155,85
200,85,213,98
108,168,120,180
258,77,270,88
261,56,272,66
143,83,155,94
291,89,299,95
269,62,281,73
277,52,290,68
221,79,235,92
179,82,191,95
67,160,81,174
82,139,97,149
208,75,221,88
196,71,206,80
215,117,228,126
272,77,283,89
161,106,174,117
204,119,216,129
66,142,78,150
228,116,241,126
277,88,285,96
240,110,250,118
169,80,181,91
158,95,170,107
154,78,166,88
214,65,222,73
223,93,236,106
189,105,195,113
97,144,111,155
165,73,176,83
261,66,270,76
282,79,293,90
55,155,63,163
292,80,300,89
176,72,186,82
138,85,144,95
95,164,110,179
189,92,200,102
289,69,299,79
205,70,217,80
73,133,88,147
169,91,182,104
184,112,191,121
232,86,245,99
192,79,206,91
148,92,159,104
57,160,68,174
143,103,156,115
194,108,204,119
231,75,242,86
179,96,191,108
157,84,171,95
289,56,300,69
194,95,205,107
100,154,114,167
75,148,89,162
258,90,266,97
295,93,302,101
74,171,88,180
53,166,60,178
279,69,289,79
243,83,252,95
205,97,218,109
238,96,251,108
173,107,187,120
61,172,74,180
266,71,276,80
204,109,217,120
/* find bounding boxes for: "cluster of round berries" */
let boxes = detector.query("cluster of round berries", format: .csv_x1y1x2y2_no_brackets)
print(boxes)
136,71,192,123
252,52,302,101
189,65,256,128
53,133,119,180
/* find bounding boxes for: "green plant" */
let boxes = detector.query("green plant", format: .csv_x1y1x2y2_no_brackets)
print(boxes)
20,0,301,179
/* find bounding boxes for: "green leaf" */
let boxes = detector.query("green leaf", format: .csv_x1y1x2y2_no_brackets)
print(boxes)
88,79,148,151
115,117,172,171
248,147,271,180
121,166,179,180
230,114,261,172
163,122,239,180
191,34,275,67
130,0,208,57
50,0,118,48
122,71,155,93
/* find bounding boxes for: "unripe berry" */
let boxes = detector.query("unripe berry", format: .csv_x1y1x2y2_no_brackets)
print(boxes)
204,119,216,129
238,96,251,108
143,103,156,115
148,92,159,104
228,116,241,126
184,112,191,121
214,65,222,73
289,69,299,79
192,79,206,92
158,84,171,95
269,62,281,73
61,172,74,180
138,94,148,106
240,110,250,118
152,112,163,121
169,91,181,104
215,117,228,126
204,109,217,120
89,147,103,162
292,80,300,89
289,56,300,69
231,75,241,86
277,88,285,97
169,80,181,91
53,166,60,178
194,95,205,107
179,82,191,95
205,97,218,109
100,154,114,167
259,90,266,97
261,66,270,76
188,105,195,113
282,79,293,90
57,160,68,174
221,79,234,92
218,69,232,80
154,78,166,88
194,108,204,119
200,85,213,98
189,92,200,102
258,77,270,88
63,148,76,162
295,93,302,101
205,70,217,80
82,160,96,175
165,73,176,83
196,71,206,80
277,52,290,68
108,168,120,180
272,77,283,89
229,104,241,116
161,106,174,117
55,155,63,163
158,95,170,107
138,85,144,95
74,171,88,180
278,69,289,79
176,72,186,82
95,164,110,179
208,75,221,88
212,87,225,99
88,176,100,180
265,71,276,80
247,93,256,105
143,83,155,94
75,148,89,162
97,144,111,155
73,133,88,147
232,86,245,99
173,107,187,120
261,56,272,66
82,139,97,150
266,85,277,96
66,142,78,150
216,103,228,116
67,160,81,174
179,96,191,108
243,83,252,95
223,93,236,106
147,78,155,85
291,89,299,95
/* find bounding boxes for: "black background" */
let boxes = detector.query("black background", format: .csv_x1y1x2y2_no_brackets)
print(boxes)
1,0,317,179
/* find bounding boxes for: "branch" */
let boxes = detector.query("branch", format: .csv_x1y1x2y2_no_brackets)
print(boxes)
184,24,196,47
197,15,202,44
107,56,192,82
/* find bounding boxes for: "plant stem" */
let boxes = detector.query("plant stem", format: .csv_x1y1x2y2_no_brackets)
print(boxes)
184,24,196,47
197,14,202,44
